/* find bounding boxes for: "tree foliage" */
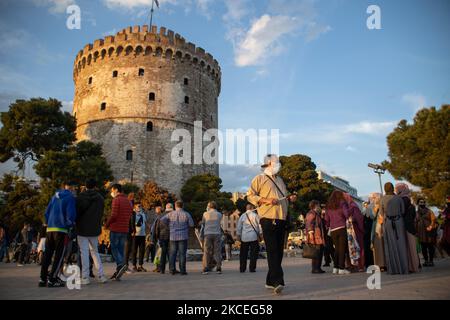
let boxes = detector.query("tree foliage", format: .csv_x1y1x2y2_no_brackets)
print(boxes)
383,105,450,206
35,140,113,189
137,181,176,210
181,174,235,222
279,154,334,217
0,98,76,170
0,174,41,234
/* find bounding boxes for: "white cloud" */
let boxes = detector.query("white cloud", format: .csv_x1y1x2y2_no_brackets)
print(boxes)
402,93,427,111
31,0,76,14
343,121,397,135
234,14,300,67
227,0,330,67
223,0,251,22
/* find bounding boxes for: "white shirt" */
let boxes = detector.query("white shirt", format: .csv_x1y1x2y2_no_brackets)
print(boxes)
237,210,262,242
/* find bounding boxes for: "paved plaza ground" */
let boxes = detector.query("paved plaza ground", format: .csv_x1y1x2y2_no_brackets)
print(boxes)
1,256,449,300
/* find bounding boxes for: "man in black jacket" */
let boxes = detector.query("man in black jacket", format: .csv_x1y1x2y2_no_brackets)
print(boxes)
76,179,107,285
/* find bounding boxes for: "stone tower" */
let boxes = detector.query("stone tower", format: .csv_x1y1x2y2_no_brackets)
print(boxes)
72,25,221,195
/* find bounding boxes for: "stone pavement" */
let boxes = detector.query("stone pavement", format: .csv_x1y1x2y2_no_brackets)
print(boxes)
0,256,449,300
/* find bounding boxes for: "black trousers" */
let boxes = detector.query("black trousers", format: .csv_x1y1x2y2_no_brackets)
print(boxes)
261,218,286,287
421,242,435,262
311,245,324,272
240,240,259,272
145,243,156,263
330,228,347,270
40,232,67,282
132,236,146,266
323,235,334,265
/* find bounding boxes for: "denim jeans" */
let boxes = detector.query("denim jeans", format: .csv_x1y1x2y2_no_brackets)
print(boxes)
109,232,127,270
169,240,188,273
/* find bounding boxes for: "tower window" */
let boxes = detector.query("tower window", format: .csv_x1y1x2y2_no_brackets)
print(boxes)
88,77,92,84
112,70,118,78
126,150,133,161
146,121,153,132
149,92,155,101
184,78,189,85
184,96,190,104
139,68,144,76
100,102,106,111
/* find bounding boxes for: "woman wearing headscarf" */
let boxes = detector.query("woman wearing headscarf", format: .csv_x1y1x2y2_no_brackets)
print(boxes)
343,193,365,271
362,193,380,269
380,182,409,274
416,198,438,267
366,193,385,271
395,183,420,273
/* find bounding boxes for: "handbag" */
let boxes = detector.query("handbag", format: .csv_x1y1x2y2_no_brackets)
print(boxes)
302,243,321,259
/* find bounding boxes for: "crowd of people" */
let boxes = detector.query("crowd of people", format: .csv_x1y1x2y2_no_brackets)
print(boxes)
303,183,450,276
0,154,449,295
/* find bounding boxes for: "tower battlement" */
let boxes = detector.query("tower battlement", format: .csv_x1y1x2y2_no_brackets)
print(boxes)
73,25,221,88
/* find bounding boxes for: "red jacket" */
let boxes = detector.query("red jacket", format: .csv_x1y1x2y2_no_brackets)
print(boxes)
106,193,133,233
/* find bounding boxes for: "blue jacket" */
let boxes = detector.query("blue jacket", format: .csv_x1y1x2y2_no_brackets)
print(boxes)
45,189,77,233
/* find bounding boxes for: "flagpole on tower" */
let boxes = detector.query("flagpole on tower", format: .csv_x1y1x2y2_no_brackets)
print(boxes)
149,0,155,28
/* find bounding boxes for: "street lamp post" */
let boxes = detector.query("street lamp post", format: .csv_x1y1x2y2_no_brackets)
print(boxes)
368,163,386,195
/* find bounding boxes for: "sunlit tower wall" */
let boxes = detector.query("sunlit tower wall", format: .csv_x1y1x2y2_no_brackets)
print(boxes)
72,25,221,194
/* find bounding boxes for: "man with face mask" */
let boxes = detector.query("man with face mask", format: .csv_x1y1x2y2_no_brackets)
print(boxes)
247,154,296,294
105,184,133,280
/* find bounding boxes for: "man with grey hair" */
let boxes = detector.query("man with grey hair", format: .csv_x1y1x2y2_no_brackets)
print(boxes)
201,201,223,275
247,154,296,294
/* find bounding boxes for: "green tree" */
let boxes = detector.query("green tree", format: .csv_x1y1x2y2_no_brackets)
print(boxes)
35,140,114,212
279,154,334,218
383,105,450,206
181,174,235,222
0,98,76,171
0,174,41,234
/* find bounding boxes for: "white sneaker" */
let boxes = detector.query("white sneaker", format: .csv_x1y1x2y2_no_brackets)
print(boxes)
97,275,108,284
265,284,275,290
273,285,284,294
80,278,90,285
332,268,338,274
338,269,350,275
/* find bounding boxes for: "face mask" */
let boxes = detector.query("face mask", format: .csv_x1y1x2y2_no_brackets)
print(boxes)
419,204,425,208
110,192,116,198
271,162,281,175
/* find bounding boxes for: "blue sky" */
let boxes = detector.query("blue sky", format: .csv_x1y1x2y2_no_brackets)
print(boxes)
0,0,449,197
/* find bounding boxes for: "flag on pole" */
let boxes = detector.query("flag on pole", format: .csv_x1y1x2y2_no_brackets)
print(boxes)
154,0,159,8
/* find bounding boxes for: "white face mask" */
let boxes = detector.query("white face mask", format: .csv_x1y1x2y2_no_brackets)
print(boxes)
268,161,281,175
110,191,116,198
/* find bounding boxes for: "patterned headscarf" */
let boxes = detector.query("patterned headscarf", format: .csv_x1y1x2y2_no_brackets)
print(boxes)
395,183,411,198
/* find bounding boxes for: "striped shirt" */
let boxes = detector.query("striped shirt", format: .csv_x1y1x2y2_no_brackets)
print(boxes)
161,209,194,241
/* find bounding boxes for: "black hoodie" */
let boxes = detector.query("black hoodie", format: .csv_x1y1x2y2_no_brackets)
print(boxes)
76,189,105,237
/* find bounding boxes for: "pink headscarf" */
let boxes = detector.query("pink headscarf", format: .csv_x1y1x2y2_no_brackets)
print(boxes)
395,183,411,198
